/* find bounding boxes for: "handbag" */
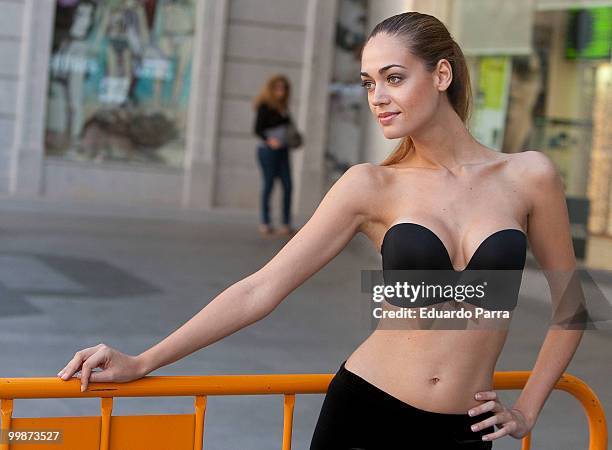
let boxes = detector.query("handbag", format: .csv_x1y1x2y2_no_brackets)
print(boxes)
286,119,303,149
263,120,303,150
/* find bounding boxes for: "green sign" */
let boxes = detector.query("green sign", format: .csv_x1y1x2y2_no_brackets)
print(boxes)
565,7,612,60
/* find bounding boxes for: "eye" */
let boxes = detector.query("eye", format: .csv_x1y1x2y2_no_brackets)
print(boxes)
360,75,403,91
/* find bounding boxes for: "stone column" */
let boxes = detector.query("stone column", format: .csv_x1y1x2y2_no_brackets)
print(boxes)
9,0,55,197
182,0,229,208
294,0,340,215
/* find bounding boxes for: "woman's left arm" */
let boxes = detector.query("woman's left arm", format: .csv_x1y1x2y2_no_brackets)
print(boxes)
510,151,585,428
470,150,585,441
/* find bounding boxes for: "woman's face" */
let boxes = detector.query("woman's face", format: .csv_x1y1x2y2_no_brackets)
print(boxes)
273,81,287,100
360,33,449,139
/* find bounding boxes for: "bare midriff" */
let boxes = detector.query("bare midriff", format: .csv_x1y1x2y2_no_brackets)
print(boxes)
344,328,508,414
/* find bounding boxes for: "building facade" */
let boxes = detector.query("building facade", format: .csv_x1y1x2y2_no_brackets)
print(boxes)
1,0,611,269
0,0,336,217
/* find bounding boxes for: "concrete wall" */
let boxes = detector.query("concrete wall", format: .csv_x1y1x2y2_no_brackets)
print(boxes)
213,0,337,219
213,0,306,209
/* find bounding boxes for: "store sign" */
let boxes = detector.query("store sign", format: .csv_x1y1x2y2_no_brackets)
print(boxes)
565,7,612,60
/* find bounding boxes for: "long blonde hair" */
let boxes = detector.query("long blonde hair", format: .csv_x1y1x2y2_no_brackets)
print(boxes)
365,12,473,166
252,74,291,113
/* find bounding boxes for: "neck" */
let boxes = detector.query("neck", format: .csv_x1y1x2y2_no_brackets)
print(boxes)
406,103,484,172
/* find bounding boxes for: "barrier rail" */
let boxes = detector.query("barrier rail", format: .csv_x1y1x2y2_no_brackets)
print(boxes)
0,370,607,449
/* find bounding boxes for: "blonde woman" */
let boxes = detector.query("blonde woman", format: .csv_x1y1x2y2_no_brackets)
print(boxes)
57,12,582,449
252,74,296,237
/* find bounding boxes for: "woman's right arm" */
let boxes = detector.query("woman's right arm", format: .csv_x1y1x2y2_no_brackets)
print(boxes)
254,103,268,141
58,163,378,390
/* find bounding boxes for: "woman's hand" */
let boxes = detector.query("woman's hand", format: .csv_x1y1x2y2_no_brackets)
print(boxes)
468,391,533,442
266,137,282,149
57,343,147,392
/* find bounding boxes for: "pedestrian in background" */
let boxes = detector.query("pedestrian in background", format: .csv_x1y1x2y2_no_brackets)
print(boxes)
252,74,296,237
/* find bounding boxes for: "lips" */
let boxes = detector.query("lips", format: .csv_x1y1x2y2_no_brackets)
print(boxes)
378,112,400,118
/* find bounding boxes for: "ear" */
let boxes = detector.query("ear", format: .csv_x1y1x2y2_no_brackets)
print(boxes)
434,59,453,92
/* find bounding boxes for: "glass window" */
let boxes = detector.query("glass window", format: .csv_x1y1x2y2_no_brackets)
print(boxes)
44,0,196,167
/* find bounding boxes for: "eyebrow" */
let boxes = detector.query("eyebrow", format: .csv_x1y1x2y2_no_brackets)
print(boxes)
360,64,407,77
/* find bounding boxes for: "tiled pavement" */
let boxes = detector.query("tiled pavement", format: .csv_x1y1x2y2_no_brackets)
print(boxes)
0,202,609,450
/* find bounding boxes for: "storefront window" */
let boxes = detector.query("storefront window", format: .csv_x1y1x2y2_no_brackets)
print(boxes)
506,6,610,262
466,5,610,264
44,0,195,167
523,7,610,251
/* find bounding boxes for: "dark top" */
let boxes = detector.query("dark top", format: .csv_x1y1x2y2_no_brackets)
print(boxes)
253,102,291,141
380,222,527,311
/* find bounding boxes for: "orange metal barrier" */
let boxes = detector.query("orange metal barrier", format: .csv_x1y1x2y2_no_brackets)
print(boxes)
0,370,607,450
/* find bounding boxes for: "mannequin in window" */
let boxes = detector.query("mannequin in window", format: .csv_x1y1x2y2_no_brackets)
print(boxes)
95,0,150,104
48,0,98,155
151,0,194,114
502,52,543,154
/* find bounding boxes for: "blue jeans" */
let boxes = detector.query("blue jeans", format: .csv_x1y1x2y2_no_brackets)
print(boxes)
256,143,292,226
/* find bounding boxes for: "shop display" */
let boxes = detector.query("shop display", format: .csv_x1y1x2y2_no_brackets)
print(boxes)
44,0,195,167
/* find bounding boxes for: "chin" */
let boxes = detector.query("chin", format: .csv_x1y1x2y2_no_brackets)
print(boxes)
382,128,408,140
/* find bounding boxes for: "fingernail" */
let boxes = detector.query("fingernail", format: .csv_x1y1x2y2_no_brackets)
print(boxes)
57,371,63,377
468,410,474,416
81,385,86,392
471,425,477,431
482,436,488,441
475,393,481,399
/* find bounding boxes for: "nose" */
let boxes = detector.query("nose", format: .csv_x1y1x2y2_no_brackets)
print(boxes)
371,85,390,106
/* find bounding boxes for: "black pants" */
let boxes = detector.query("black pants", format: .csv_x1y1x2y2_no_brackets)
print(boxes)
309,360,495,449
256,143,292,226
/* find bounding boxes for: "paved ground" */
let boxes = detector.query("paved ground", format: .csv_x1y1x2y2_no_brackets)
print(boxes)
0,200,610,449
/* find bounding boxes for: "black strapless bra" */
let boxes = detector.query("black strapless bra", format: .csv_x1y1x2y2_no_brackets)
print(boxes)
380,222,527,311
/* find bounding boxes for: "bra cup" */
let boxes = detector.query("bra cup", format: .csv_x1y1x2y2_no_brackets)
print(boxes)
382,223,454,271
381,223,526,311
466,231,527,271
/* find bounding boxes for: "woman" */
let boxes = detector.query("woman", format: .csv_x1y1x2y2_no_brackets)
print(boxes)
253,74,295,237
57,12,583,449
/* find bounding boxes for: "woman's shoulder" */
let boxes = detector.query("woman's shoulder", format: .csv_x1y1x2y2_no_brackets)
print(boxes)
341,162,384,186
500,151,564,215
256,102,289,117
504,150,560,186
512,150,557,174
326,163,384,225
334,163,387,202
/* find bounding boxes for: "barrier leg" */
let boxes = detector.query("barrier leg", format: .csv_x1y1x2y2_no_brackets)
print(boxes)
0,399,13,450
282,394,295,450
193,395,207,450
99,398,113,450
